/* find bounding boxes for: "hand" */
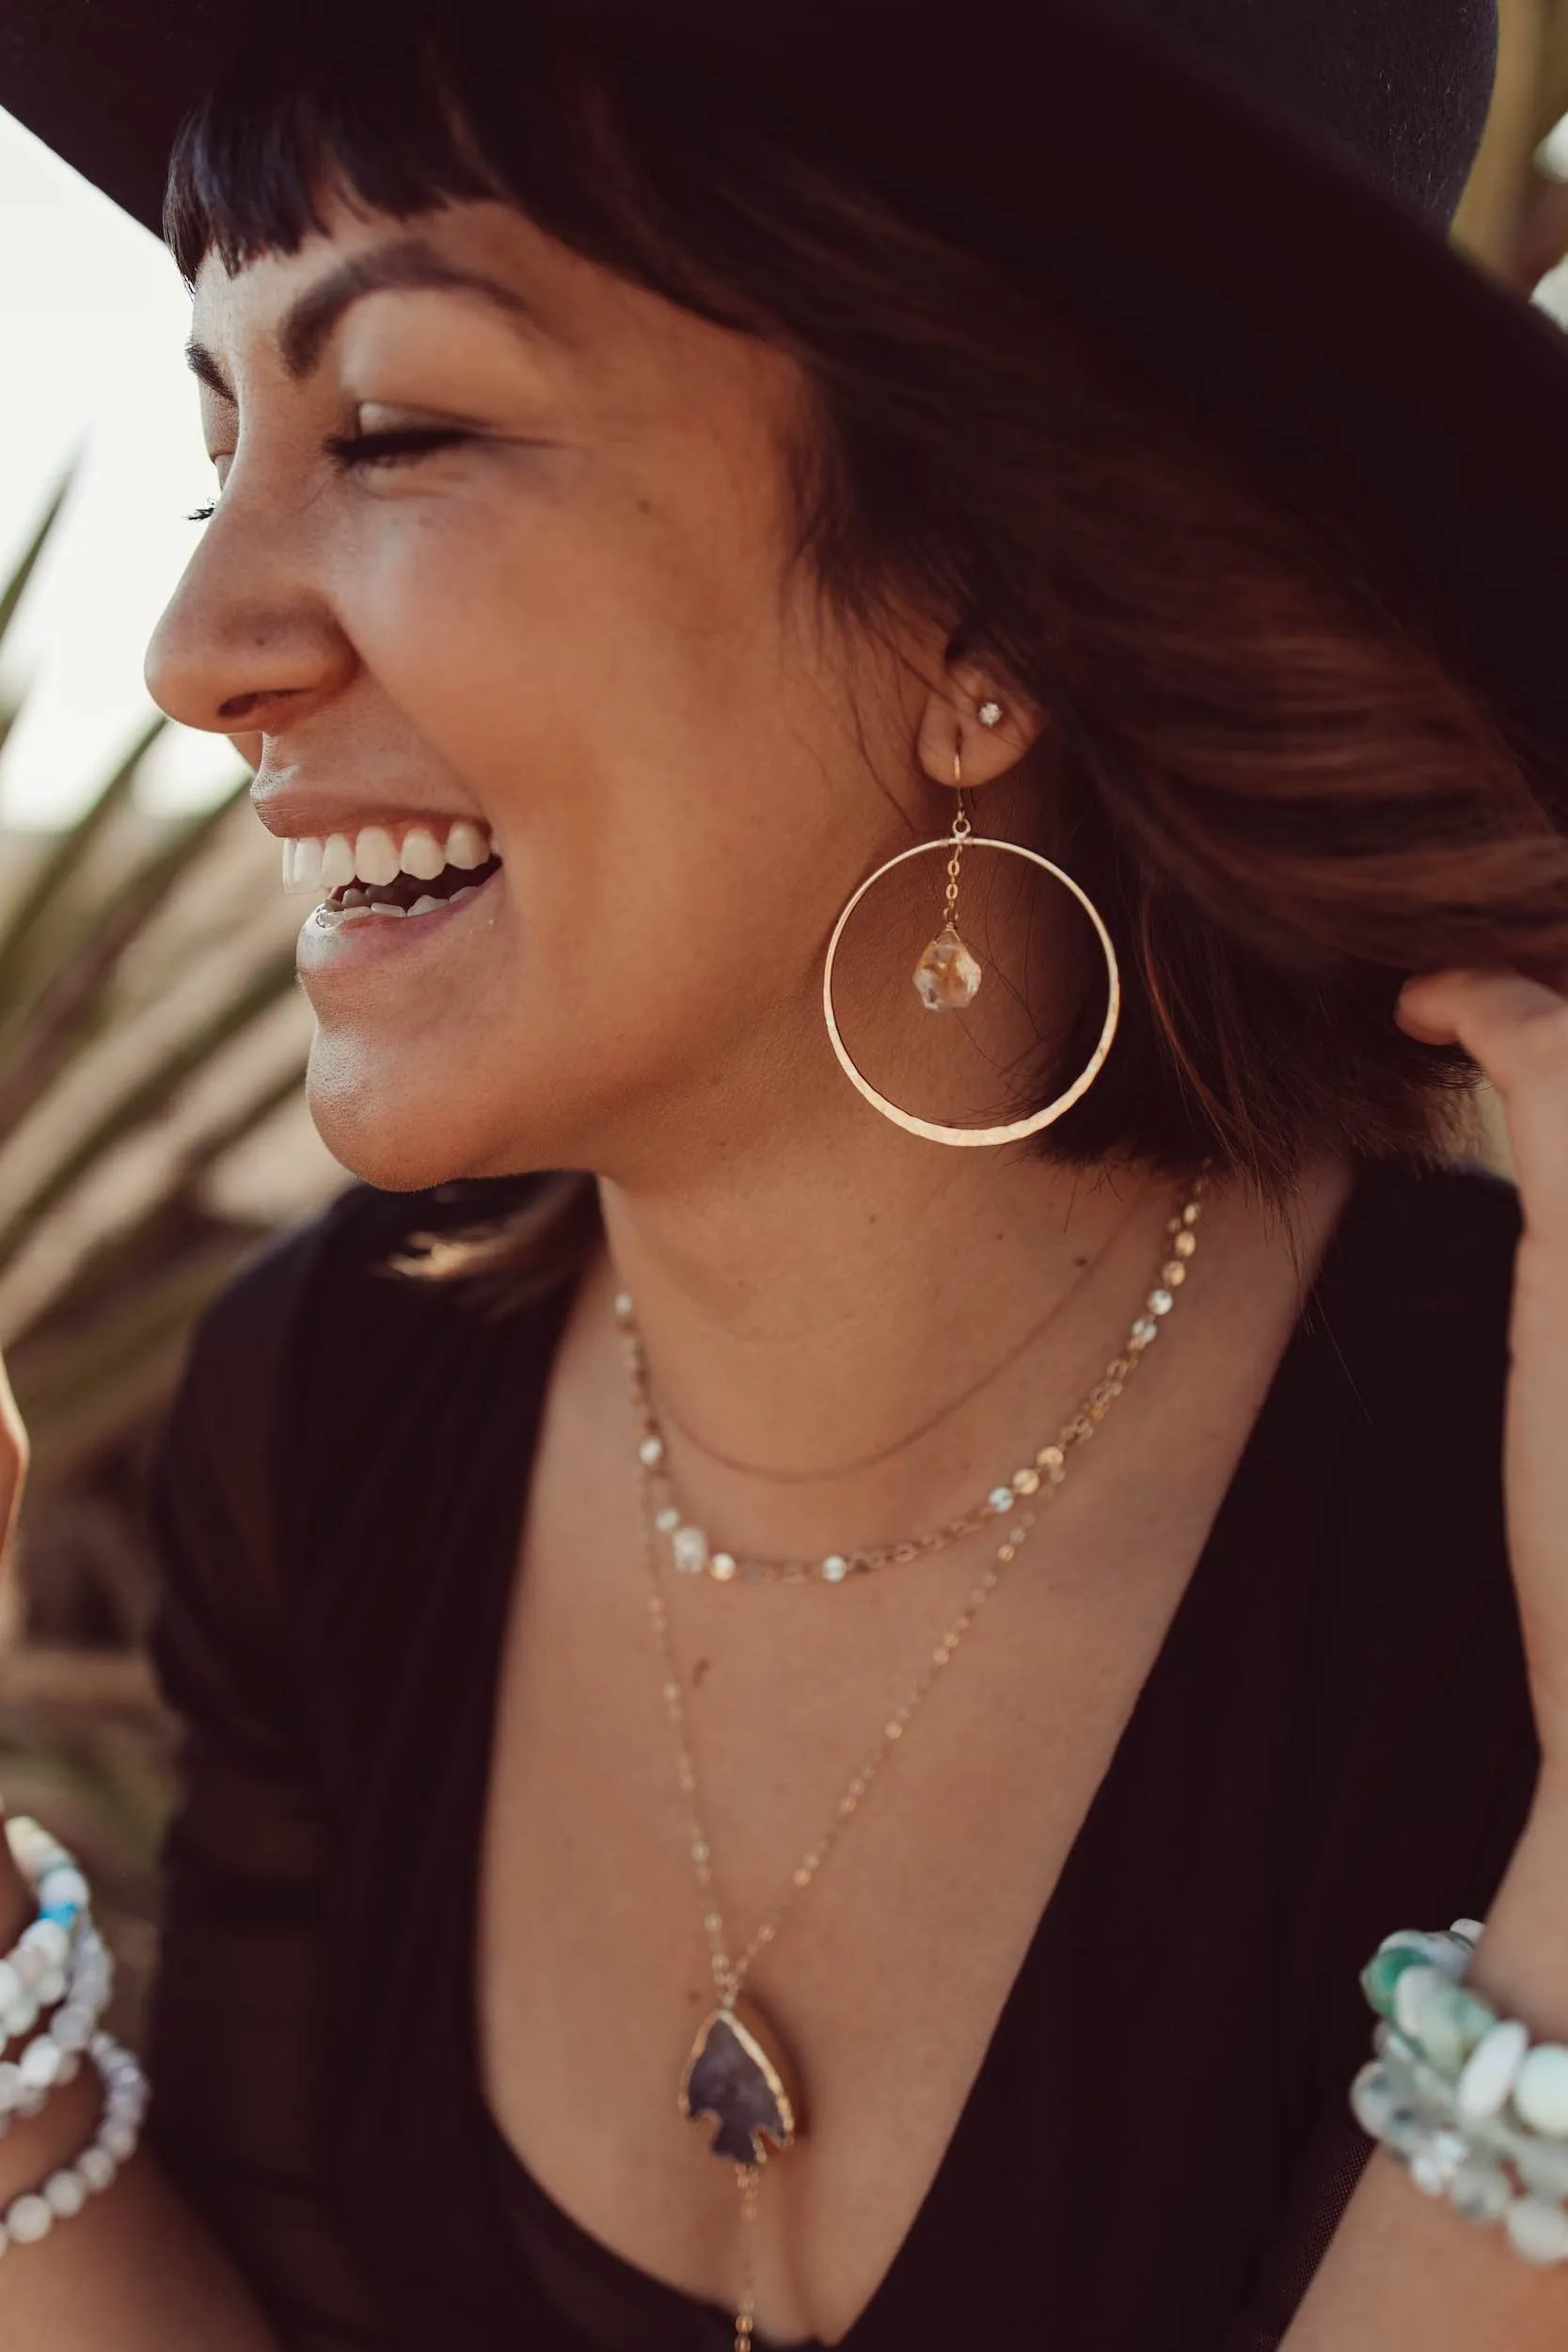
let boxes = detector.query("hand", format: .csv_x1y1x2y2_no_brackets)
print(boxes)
1398,970,1568,1776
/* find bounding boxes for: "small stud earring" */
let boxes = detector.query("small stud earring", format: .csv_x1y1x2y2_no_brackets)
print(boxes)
976,699,1004,728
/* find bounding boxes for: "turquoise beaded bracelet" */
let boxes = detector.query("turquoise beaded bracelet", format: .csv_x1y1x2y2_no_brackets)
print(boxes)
1353,1917,1568,2264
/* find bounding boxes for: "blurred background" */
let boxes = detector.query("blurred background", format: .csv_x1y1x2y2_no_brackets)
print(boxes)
0,100,348,2031
0,0,1566,2042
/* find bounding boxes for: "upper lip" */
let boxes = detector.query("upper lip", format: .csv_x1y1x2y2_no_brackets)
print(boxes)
250,780,487,841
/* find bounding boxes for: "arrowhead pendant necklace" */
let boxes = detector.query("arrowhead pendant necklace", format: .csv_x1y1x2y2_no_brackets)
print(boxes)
615,1186,1204,2350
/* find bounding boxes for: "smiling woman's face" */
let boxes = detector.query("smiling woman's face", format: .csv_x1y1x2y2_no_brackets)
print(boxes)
147,193,981,1191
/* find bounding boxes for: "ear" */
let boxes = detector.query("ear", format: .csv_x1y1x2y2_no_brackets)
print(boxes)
915,664,1047,793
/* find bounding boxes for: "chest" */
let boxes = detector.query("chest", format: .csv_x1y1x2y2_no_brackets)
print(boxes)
477,1426,1247,2344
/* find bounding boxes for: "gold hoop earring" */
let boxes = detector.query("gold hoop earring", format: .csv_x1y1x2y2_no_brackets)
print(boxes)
821,737,1120,1149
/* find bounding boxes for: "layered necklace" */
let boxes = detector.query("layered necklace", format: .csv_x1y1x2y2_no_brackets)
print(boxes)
614,1184,1204,2349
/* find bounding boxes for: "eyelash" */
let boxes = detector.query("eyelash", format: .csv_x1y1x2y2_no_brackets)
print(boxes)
185,426,473,521
324,424,474,470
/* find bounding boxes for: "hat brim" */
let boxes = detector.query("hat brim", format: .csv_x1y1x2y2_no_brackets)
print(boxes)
4,0,1567,803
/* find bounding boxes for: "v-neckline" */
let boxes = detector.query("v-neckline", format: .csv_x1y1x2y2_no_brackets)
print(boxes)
466,1168,1373,2350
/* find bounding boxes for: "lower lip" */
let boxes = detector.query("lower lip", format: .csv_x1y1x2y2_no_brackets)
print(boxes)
293,871,501,974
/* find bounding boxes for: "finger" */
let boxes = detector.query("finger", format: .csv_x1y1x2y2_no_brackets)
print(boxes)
1398,968,1568,1245
1397,967,1567,1049
1396,968,1568,1088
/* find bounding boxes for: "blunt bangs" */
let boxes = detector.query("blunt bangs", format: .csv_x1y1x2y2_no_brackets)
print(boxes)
161,0,768,338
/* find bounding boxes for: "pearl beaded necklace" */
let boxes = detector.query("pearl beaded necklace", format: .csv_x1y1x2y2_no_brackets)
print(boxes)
618,1183,1205,1585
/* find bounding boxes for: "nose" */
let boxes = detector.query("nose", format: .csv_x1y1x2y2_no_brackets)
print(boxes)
144,506,356,741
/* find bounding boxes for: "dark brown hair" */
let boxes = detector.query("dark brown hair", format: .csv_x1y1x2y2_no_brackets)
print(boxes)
166,0,1568,1238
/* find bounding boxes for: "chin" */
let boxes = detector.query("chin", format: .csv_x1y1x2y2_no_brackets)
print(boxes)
304,1044,541,1195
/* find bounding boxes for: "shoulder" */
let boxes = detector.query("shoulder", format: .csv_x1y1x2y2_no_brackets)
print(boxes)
187,1168,589,1377
1323,1158,1518,1430
1207,1157,1529,1826
1275,1166,1537,2113
1350,1154,1518,1294
1367,1153,1518,1278
1297,1159,1520,1595
1305,1157,1535,1854
164,1171,593,1553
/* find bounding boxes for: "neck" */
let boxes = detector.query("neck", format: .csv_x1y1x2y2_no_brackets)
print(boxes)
592,1119,1185,1563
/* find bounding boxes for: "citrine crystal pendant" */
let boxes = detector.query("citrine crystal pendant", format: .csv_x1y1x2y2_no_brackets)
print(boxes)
680,2001,800,2167
912,922,982,1012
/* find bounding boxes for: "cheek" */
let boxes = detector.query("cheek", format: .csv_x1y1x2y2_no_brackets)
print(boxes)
337,487,840,977
335,483,712,804
304,476,871,1175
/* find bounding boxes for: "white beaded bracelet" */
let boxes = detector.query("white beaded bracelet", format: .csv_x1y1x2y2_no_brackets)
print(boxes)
0,1818,91,2047
1353,1916,1568,2265
0,2032,147,2255
0,1921,113,2133
0,1817,111,2133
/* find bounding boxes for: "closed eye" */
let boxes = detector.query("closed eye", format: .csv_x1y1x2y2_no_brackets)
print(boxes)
324,425,476,470
184,425,473,520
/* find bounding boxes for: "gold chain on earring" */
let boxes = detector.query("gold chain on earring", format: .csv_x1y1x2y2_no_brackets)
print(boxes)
822,699,1122,1146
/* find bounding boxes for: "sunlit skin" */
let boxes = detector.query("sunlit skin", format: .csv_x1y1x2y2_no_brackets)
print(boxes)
148,193,1057,1198
143,189,1264,1610
0,188,1563,2352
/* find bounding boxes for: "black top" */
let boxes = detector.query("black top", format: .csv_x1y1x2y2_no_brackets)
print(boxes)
143,1162,1540,2352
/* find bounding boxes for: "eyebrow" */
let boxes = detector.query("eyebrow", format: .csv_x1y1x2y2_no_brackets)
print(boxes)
184,236,559,402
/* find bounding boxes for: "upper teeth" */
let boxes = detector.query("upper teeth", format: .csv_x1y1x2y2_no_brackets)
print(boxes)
281,819,493,897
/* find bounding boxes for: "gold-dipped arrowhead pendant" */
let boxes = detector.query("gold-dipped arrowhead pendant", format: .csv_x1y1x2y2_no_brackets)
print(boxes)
912,923,982,1011
679,1999,802,2168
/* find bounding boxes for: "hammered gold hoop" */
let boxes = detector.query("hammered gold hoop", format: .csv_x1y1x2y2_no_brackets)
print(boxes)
821,836,1121,1147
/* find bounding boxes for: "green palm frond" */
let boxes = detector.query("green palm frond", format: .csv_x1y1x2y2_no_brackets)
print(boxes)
0,712,167,1028
0,467,77,769
0,944,301,1278
0,477,338,1620
0,468,72,647
0,474,344,1994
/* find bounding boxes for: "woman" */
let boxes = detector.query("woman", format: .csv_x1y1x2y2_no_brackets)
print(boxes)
1,0,1568,2343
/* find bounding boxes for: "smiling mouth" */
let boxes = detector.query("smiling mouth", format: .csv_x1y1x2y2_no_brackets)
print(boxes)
282,819,502,926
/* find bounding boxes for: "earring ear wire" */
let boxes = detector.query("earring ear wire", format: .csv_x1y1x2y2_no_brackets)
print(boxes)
821,690,1120,1145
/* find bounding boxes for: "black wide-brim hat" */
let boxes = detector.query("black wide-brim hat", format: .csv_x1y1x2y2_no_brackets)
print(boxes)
5,0,1568,800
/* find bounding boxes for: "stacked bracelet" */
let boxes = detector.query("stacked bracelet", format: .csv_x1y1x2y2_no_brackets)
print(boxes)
0,1817,91,2042
0,1917,113,2129
0,2032,147,2254
0,1816,112,2129
1353,1916,1568,2265
0,1813,149,2258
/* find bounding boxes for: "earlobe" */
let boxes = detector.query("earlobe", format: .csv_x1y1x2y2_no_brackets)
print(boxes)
915,672,1044,790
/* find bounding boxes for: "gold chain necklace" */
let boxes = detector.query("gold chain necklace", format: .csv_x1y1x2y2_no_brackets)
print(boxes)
619,1189,1203,1585
640,1196,1139,1487
619,1188,1204,2350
